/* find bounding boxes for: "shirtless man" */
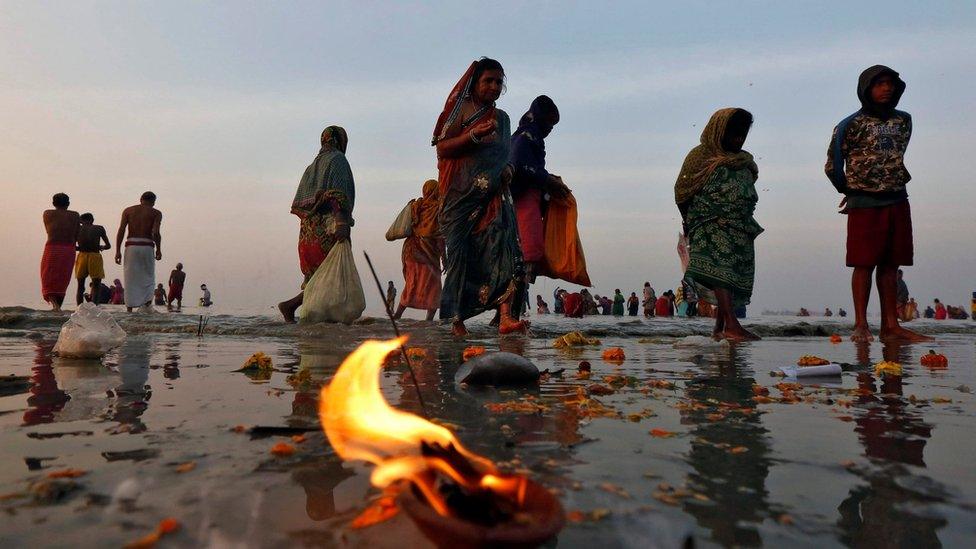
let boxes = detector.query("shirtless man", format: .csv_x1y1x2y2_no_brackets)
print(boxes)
74,213,111,305
41,193,80,311
167,263,186,311
115,192,162,312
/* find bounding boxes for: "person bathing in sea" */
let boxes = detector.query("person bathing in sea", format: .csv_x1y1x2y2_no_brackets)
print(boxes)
40,193,80,311
154,284,167,306
825,65,931,342
74,212,110,306
676,108,763,341
115,191,162,312
167,263,186,311
627,292,639,316
536,295,550,314
200,284,213,307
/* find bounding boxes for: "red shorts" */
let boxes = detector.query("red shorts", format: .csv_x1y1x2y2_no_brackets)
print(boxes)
846,201,913,267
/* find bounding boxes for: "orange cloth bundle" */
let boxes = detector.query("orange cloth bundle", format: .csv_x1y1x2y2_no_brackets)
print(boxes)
537,193,591,287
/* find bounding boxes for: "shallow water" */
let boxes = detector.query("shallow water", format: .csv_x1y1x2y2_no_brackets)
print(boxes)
0,310,974,547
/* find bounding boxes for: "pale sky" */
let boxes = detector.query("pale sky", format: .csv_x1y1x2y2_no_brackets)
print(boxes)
2,1,974,317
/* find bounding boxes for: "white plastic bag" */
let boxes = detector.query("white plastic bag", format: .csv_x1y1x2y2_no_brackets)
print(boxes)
53,303,126,359
385,201,413,241
301,241,366,324
777,364,843,377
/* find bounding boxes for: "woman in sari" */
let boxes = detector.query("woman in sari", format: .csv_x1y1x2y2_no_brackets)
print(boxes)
675,108,762,341
612,289,625,316
394,179,444,321
278,126,355,323
109,279,124,305
434,58,528,336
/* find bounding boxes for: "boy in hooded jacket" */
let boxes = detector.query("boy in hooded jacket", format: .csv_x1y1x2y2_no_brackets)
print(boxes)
825,65,931,343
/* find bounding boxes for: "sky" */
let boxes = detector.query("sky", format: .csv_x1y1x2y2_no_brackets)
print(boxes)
2,1,974,318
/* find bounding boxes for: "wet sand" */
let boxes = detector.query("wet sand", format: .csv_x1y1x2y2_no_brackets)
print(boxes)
1,311,974,547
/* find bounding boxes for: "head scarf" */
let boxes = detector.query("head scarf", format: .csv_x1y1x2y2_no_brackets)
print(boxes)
513,95,559,141
674,108,758,206
411,179,440,237
292,125,352,214
432,62,478,146
320,125,348,154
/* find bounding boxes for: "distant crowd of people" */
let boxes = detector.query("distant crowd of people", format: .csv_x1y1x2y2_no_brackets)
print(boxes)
793,270,972,321
530,280,736,320
40,192,211,313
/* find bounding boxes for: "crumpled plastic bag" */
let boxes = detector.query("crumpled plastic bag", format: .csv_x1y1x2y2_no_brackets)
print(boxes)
301,241,366,325
52,303,126,359
553,331,601,348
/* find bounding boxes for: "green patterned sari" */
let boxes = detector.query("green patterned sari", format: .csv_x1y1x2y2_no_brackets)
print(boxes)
685,166,763,307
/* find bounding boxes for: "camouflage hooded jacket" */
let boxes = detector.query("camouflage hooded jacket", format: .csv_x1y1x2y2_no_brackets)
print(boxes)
825,65,911,203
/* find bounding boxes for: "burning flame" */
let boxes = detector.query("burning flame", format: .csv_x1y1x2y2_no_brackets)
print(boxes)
320,338,526,516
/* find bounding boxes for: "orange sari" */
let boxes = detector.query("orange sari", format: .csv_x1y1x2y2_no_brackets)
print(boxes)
400,180,444,310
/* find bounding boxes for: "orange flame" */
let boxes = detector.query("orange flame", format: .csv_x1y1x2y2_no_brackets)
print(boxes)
320,338,526,516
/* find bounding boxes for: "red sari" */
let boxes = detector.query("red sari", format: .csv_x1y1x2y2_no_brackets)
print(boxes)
655,296,671,317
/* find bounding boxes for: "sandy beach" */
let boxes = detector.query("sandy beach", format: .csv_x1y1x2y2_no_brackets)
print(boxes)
1,309,973,547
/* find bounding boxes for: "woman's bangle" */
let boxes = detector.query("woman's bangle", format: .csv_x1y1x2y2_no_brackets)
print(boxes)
469,131,481,144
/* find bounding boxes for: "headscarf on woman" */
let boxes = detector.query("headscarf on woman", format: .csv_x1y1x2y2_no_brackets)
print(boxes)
410,179,440,238
291,125,355,279
511,95,559,185
674,108,758,206
291,125,353,217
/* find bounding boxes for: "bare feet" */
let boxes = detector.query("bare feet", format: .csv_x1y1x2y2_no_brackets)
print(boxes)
278,301,296,324
850,325,875,343
452,321,469,337
723,326,761,341
498,316,529,335
880,325,933,343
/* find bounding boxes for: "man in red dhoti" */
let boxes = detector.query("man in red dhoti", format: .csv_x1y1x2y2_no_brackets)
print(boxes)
40,193,79,311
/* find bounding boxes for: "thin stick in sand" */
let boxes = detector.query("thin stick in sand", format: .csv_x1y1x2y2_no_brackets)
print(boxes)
363,251,428,418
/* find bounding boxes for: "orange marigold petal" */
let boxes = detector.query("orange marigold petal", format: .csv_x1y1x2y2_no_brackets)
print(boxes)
157,518,180,534
46,468,86,479
270,442,295,456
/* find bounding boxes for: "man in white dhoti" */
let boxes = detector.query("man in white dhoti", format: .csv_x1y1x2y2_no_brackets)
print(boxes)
115,192,163,312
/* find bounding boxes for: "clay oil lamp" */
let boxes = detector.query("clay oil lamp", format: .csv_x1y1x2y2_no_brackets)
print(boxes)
319,338,564,548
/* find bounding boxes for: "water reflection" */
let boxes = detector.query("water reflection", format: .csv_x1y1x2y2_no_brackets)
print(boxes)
22,340,70,426
292,460,355,521
289,346,357,521
162,341,181,380
679,346,773,546
103,339,152,434
837,341,945,546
